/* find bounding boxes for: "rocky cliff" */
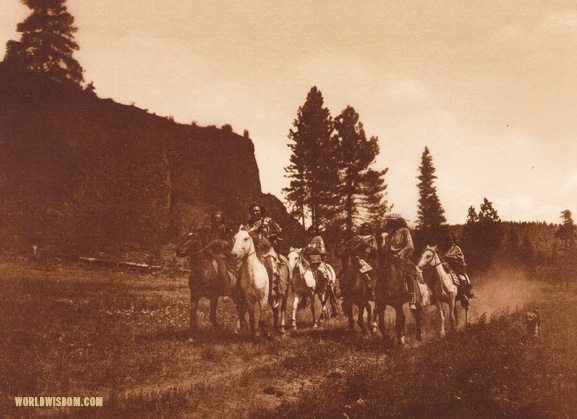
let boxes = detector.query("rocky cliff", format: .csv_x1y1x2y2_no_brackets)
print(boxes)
0,66,264,254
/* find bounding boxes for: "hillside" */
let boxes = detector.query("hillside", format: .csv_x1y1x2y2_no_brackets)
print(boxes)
0,65,265,254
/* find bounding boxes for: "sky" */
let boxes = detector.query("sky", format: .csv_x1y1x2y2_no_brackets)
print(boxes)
2,0,577,224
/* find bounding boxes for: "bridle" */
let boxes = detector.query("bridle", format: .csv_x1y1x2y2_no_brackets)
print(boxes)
423,249,443,268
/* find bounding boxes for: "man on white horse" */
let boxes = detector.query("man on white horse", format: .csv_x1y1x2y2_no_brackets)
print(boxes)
443,234,474,301
336,224,378,301
383,215,422,310
245,203,284,301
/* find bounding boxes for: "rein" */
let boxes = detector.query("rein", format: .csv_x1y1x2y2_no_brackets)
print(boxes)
190,239,217,256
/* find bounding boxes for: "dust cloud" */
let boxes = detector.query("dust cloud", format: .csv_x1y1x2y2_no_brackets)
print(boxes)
468,268,543,320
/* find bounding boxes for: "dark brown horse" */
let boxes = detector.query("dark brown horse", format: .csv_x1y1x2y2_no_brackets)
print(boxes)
339,253,376,335
374,260,424,346
176,228,247,335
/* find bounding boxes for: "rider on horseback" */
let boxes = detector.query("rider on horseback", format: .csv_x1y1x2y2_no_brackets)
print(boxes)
336,223,378,301
303,226,332,288
443,234,474,300
245,203,284,300
206,210,235,302
383,215,421,310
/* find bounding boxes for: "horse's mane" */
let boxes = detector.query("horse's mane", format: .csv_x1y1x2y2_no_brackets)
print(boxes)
178,226,214,259
248,232,272,262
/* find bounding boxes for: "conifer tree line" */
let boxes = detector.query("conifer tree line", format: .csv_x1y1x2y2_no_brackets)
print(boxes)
284,87,388,232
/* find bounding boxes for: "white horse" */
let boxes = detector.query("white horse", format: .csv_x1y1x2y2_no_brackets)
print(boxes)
230,229,289,339
287,248,337,329
416,245,468,336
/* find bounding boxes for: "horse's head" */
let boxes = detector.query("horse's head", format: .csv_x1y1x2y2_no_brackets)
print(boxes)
231,228,254,261
176,230,202,258
287,247,302,270
417,245,439,269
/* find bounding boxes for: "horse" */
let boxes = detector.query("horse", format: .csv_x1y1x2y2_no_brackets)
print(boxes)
374,256,425,346
416,245,469,336
338,253,376,335
176,228,247,335
287,248,338,329
230,229,290,339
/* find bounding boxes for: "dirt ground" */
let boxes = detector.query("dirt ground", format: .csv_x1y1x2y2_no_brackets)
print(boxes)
0,256,572,417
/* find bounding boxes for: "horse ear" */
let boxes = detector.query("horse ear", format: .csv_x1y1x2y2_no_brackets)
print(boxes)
290,247,296,253
432,245,438,252
238,225,245,233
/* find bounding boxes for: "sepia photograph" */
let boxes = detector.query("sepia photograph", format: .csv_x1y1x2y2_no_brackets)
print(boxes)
1,0,576,417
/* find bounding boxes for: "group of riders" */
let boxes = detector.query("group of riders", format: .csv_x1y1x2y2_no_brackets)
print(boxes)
191,203,474,308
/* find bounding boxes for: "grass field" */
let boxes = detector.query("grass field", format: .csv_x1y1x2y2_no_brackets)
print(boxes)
1,255,576,418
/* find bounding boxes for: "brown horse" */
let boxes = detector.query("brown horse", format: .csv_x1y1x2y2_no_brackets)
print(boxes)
176,228,247,335
339,253,376,335
374,258,424,346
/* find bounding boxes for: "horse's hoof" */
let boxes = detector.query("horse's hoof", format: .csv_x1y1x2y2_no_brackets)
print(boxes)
279,327,286,335
313,323,319,329
398,336,407,347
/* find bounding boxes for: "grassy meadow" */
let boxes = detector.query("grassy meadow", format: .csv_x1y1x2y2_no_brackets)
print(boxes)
0,255,576,418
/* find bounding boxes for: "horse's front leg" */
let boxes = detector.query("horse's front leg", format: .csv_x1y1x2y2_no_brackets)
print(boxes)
318,293,326,325
258,301,272,341
311,293,318,328
190,295,200,336
367,303,377,334
437,301,446,336
395,306,407,346
378,308,387,342
358,305,369,335
290,294,299,329
209,297,220,331
272,304,279,332
247,301,257,340
279,294,287,335
343,301,355,333
411,306,422,342
232,292,248,333
454,303,460,328
448,298,457,331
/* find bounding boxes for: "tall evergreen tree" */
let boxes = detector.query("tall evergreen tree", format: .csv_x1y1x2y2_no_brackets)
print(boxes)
4,0,84,85
462,198,504,272
334,106,388,231
284,87,339,229
416,146,447,248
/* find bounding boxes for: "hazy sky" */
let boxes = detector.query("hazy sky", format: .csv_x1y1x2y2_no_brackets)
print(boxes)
2,0,577,224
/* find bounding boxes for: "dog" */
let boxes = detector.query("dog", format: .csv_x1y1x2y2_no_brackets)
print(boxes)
525,309,540,337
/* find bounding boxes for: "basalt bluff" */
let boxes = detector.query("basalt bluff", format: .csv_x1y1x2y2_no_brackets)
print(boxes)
0,67,264,254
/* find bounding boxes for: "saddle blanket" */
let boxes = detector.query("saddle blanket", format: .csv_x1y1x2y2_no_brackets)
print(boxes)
449,272,469,288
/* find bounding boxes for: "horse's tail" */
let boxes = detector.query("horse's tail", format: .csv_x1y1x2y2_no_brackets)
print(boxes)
298,295,311,309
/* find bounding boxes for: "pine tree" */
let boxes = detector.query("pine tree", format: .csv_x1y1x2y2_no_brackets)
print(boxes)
4,0,84,85
462,198,504,272
334,106,388,231
284,87,339,229
416,146,447,248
